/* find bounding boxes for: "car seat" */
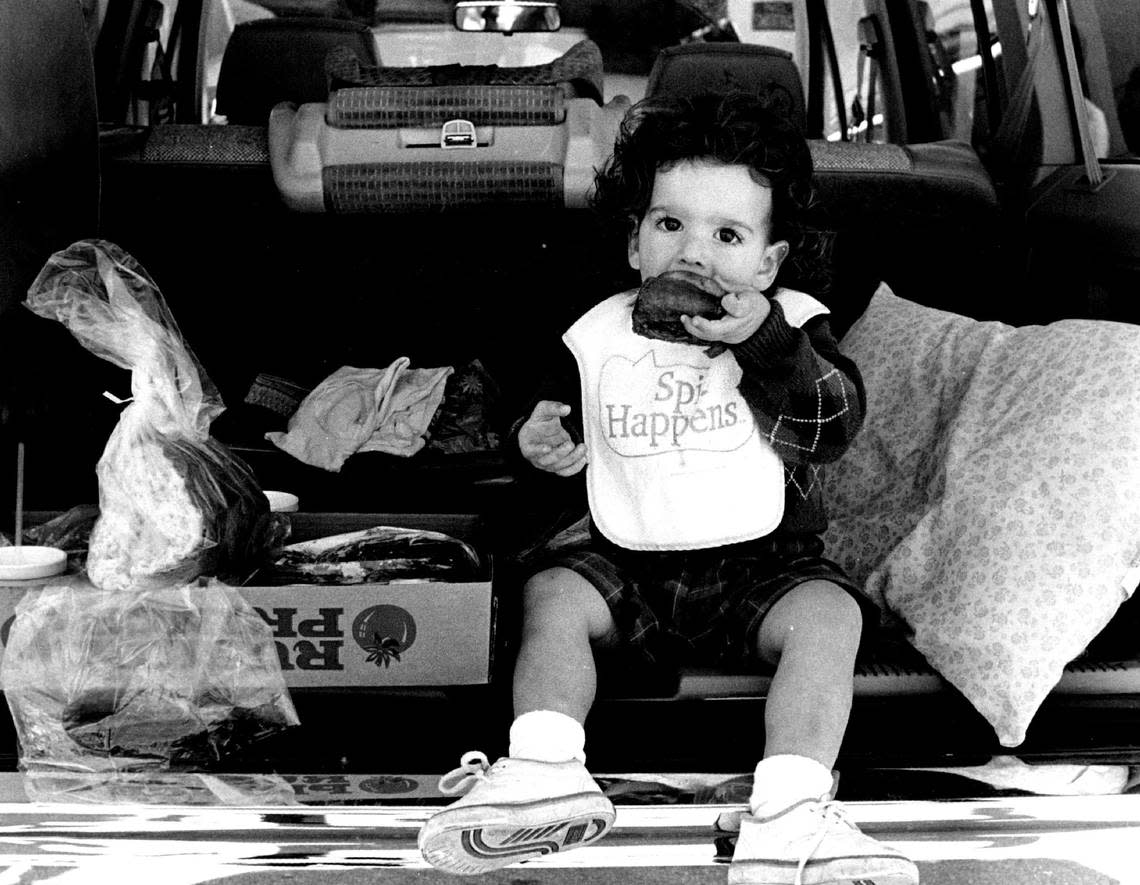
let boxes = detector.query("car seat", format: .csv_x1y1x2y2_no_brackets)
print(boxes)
646,42,807,134
215,16,379,125
268,39,624,213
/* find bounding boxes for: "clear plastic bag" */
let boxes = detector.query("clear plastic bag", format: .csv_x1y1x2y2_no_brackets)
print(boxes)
1,575,300,804
25,240,275,590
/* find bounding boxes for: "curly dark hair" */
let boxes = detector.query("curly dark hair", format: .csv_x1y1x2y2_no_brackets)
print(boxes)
590,91,815,250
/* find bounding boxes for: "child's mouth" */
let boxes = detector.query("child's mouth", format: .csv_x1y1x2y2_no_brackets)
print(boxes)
659,269,728,297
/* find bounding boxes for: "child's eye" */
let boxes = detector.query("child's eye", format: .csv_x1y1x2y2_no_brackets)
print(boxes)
656,217,682,232
716,228,742,244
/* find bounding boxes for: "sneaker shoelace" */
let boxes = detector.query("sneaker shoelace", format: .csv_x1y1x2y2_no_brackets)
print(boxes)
795,800,853,885
437,750,491,796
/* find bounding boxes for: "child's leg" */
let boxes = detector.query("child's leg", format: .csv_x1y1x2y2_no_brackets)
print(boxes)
755,579,861,771
513,566,619,726
729,579,918,885
419,566,618,875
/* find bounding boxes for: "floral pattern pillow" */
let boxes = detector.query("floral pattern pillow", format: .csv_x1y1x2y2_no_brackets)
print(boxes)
824,285,1140,746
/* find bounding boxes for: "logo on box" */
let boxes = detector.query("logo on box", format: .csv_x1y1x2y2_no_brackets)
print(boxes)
352,604,417,668
256,603,418,672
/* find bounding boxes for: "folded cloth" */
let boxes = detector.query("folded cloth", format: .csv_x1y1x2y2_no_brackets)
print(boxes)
359,364,453,458
265,359,452,471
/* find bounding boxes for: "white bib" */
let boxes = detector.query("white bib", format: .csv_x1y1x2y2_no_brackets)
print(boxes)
563,288,828,551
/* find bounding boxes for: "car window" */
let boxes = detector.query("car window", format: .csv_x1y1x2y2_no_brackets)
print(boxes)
828,1,1000,145
195,0,722,113
921,1,1000,145
113,0,1000,140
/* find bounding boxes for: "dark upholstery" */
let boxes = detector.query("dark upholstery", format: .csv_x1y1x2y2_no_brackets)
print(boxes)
214,16,379,125
805,139,1006,333
0,0,99,319
0,0,119,507
646,42,807,134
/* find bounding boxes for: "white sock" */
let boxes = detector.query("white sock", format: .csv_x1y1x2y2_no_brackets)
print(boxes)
749,755,834,817
508,710,587,764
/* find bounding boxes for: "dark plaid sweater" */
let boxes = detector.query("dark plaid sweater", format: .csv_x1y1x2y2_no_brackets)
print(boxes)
512,298,866,539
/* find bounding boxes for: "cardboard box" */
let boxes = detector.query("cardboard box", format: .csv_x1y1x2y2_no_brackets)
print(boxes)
243,576,495,688
0,512,496,689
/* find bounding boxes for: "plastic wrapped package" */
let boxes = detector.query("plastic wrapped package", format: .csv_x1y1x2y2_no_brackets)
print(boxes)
22,505,100,571
265,525,483,585
23,505,100,551
1,576,300,804
24,239,274,590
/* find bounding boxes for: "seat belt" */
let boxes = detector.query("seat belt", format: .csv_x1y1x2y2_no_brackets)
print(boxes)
1052,0,1106,187
851,16,881,143
989,0,1044,172
969,0,1002,128
989,0,1105,189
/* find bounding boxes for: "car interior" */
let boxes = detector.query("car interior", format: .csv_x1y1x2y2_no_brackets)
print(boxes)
2,0,1140,794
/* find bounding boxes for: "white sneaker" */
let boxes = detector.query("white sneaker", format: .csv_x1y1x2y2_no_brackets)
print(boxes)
418,750,616,875
727,798,919,885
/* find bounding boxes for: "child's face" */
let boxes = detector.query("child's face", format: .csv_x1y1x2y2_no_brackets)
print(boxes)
628,160,789,293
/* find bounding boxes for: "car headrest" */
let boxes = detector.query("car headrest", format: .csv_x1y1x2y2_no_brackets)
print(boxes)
326,38,606,108
215,16,379,125
645,42,806,133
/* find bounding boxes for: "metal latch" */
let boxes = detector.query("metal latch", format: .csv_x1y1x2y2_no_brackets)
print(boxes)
441,119,477,149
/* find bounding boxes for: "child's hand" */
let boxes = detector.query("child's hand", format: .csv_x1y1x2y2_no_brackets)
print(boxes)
518,400,588,476
681,286,771,345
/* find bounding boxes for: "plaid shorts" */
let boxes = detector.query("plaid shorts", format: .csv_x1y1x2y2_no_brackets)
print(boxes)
532,527,877,668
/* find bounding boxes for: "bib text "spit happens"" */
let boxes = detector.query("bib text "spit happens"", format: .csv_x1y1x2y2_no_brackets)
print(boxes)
598,351,754,456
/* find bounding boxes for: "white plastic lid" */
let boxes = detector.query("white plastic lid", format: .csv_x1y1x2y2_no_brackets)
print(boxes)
0,546,67,581
264,490,300,513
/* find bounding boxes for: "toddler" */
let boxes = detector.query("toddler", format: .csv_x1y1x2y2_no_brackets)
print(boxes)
418,91,918,885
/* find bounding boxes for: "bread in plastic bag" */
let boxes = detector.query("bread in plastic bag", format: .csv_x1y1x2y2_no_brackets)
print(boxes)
24,240,274,590
1,575,300,803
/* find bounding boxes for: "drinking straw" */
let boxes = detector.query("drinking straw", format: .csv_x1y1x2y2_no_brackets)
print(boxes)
14,441,23,547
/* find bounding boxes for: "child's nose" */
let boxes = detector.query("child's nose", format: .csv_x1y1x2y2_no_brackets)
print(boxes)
679,232,708,265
